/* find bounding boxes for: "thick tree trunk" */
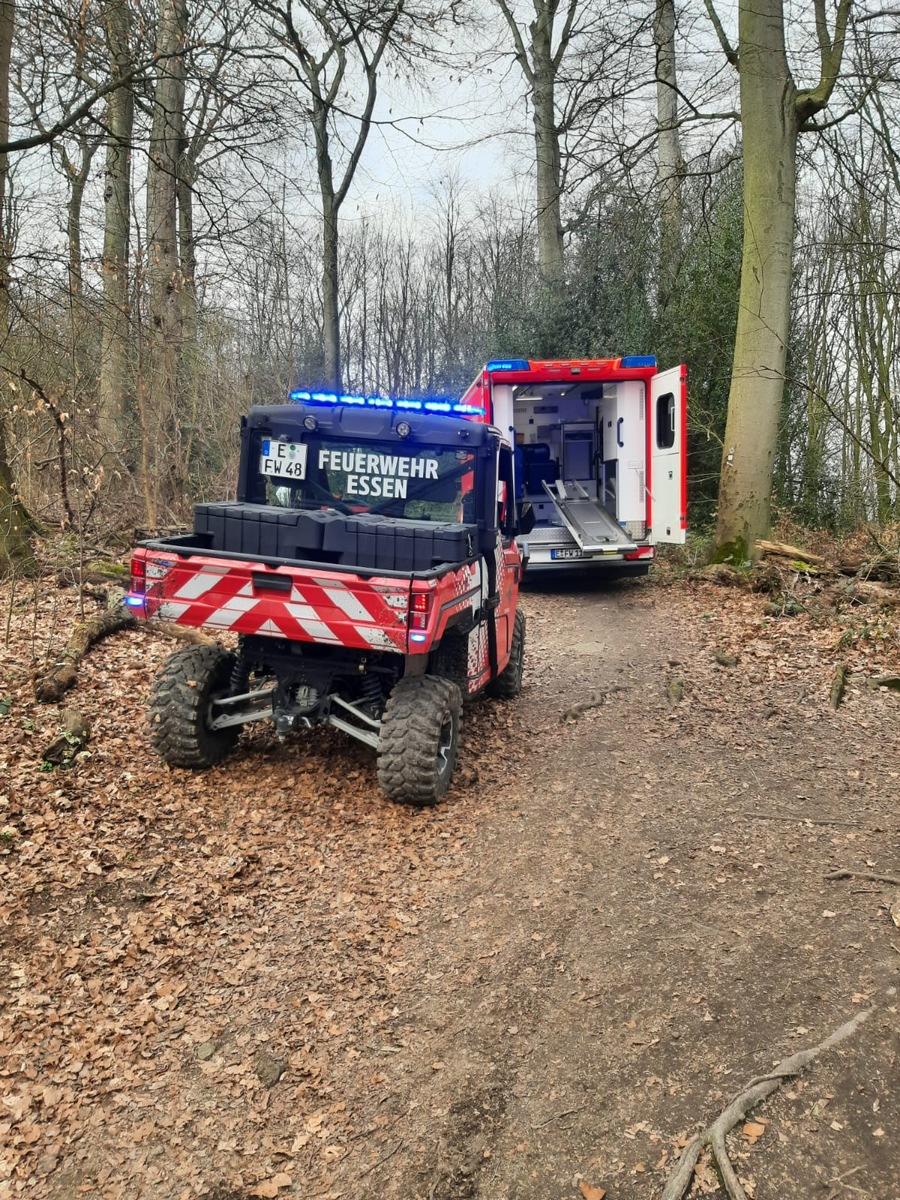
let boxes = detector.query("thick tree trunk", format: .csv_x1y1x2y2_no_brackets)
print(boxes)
654,0,684,309
311,95,341,391
531,11,564,288
321,188,341,390
144,0,186,521
176,150,199,476
98,0,134,458
713,0,798,562
0,0,33,574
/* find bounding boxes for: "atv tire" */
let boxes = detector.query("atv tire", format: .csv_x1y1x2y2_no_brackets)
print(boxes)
377,675,462,807
149,644,239,768
487,608,526,699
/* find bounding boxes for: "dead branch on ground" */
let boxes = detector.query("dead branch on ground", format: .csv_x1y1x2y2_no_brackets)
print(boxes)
755,539,824,564
560,687,627,723
33,608,136,701
33,600,214,703
830,663,849,709
825,868,900,886
661,1008,873,1200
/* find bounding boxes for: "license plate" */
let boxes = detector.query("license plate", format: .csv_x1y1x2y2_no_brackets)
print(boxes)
260,439,308,480
551,548,584,560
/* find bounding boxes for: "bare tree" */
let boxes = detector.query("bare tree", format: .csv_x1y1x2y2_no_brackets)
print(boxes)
653,0,683,308
142,0,187,522
0,0,34,573
491,0,575,287
711,0,853,561
98,0,135,454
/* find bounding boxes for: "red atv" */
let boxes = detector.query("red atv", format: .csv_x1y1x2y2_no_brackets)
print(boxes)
128,394,527,806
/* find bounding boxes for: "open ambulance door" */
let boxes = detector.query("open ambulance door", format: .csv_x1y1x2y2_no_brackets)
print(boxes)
648,366,687,545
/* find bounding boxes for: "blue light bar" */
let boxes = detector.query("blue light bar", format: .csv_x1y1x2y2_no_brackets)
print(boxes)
620,356,657,369
288,389,484,417
487,359,530,372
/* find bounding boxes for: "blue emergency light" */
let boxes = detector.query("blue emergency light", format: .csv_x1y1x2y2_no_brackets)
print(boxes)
620,356,657,368
289,389,485,417
486,359,530,372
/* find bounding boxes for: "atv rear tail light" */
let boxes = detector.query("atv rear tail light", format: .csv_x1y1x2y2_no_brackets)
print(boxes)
409,591,433,631
130,555,146,593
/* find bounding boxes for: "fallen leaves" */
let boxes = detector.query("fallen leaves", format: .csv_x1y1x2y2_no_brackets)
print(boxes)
742,1121,766,1144
578,1183,606,1200
248,1174,292,1198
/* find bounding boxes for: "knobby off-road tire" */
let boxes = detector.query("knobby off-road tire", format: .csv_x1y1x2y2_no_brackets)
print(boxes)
377,675,462,807
487,608,526,699
149,644,239,769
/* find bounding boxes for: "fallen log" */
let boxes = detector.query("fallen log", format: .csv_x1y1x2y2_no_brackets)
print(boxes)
851,580,900,607
755,539,824,565
830,663,849,710
33,608,135,702
33,607,214,703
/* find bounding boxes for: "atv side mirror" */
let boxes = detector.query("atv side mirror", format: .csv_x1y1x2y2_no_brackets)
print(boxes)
517,502,536,536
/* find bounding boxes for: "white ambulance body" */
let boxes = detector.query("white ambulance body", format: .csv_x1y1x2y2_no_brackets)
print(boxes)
459,357,687,573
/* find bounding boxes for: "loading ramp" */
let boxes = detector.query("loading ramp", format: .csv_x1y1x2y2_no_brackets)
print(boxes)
541,479,637,555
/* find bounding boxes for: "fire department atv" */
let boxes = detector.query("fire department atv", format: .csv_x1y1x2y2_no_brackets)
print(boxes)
127,392,528,806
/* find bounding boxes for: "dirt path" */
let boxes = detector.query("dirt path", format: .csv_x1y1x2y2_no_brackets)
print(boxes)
1,576,898,1200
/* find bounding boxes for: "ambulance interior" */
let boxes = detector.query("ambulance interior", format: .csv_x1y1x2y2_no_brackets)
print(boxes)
504,379,648,543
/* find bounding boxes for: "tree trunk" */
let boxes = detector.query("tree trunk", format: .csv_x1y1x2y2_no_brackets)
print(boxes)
713,0,798,562
98,0,134,458
654,0,684,309
531,10,564,288
0,0,33,574
176,148,199,478
144,0,186,521
321,185,341,390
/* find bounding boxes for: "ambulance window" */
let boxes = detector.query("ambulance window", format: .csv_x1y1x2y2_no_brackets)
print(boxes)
656,393,676,449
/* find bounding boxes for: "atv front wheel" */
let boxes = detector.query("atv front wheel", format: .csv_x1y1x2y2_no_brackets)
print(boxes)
149,644,239,768
377,675,462,806
487,608,526,699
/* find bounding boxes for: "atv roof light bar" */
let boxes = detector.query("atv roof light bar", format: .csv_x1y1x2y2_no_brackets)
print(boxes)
289,389,485,417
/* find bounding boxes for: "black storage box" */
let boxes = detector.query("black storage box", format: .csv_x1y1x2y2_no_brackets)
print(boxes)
194,502,475,572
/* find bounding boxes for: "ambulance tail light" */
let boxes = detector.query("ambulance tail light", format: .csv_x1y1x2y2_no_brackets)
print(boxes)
623,546,654,561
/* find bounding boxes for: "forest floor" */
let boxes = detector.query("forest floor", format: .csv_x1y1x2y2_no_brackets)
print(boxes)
1,551,898,1200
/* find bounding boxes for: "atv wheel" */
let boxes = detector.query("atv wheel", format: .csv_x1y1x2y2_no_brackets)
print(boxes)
149,644,239,768
487,608,526,699
377,675,462,806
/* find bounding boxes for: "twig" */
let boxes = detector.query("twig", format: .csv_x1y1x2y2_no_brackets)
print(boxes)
533,1105,584,1128
661,1008,873,1200
358,1140,404,1178
733,809,860,828
825,1163,864,1199
825,868,900,886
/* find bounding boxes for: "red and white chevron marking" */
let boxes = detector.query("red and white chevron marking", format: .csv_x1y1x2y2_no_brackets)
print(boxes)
149,561,408,652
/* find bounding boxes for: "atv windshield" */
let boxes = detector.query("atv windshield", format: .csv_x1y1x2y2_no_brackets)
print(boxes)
254,433,476,523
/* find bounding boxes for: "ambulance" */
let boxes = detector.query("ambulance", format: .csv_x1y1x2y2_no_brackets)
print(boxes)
459,357,687,573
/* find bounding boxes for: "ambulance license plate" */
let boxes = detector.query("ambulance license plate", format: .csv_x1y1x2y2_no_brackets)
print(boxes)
551,548,584,560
